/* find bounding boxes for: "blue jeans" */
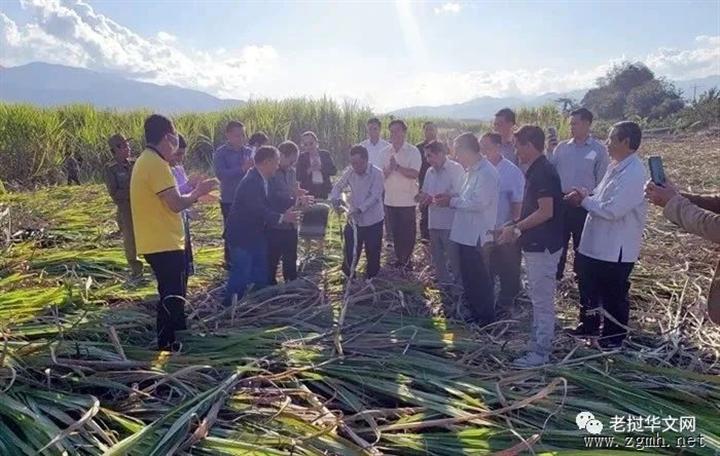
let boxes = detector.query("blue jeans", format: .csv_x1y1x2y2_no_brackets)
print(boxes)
225,242,268,305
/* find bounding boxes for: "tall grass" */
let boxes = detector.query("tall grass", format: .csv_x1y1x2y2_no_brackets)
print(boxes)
0,100,570,187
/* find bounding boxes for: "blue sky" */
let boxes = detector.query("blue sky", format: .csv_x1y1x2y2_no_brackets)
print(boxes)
1,0,719,111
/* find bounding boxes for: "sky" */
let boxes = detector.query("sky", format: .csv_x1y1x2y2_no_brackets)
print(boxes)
1,0,719,111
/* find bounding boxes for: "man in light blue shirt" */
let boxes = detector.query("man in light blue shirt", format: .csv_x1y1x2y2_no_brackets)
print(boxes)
330,145,385,279
435,133,498,324
417,141,465,286
494,108,518,165
482,132,525,308
548,108,609,281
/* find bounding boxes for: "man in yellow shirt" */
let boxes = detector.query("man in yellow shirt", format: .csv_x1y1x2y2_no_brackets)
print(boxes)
130,114,216,351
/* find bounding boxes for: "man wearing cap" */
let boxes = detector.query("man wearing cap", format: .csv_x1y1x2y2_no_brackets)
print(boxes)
104,134,143,279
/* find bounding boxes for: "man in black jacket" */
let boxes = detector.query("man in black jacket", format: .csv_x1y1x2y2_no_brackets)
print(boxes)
224,146,300,305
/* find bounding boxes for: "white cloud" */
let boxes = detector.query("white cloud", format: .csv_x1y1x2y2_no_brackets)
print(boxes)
434,2,461,14
645,35,720,79
2,0,278,99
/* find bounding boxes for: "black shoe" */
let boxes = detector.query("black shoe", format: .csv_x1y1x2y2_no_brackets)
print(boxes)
598,337,623,350
567,323,600,337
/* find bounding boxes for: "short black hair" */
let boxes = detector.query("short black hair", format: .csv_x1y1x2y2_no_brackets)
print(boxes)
278,140,299,157
388,119,408,131
494,108,516,124
144,114,174,145
423,121,436,129
226,120,245,133
454,132,480,153
300,131,318,142
570,107,594,123
367,117,381,127
613,121,642,150
514,125,545,153
481,132,502,145
254,145,279,164
350,144,369,161
424,140,447,155
248,131,269,147
178,133,187,149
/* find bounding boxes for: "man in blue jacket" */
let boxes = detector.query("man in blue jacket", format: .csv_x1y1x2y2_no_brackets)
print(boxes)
224,146,300,305
213,120,253,269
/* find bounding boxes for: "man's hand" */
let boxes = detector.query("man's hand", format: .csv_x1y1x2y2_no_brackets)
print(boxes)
497,226,519,245
191,178,218,200
563,189,583,207
645,180,678,208
389,155,398,171
433,193,451,207
188,173,205,189
416,192,432,207
281,208,301,224
294,185,309,198
298,195,314,207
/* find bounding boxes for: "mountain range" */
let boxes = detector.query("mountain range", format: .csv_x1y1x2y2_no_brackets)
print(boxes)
0,62,244,113
1,62,718,119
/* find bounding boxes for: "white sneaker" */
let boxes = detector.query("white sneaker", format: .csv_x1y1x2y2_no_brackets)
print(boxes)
512,351,549,368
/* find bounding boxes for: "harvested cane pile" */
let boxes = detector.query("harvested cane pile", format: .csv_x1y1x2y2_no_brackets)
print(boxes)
0,136,719,455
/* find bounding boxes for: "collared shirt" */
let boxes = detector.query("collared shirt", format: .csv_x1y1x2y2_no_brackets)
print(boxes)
422,158,465,230
579,152,648,263
213,143,253,203
104,159,134,205
130,148,184,254
500,141,518,165
519,155,563,253
449,158,499,247
492,158,525,228
330,164,384,227
382,142,422,207
360,138,391,170
549,136,609,193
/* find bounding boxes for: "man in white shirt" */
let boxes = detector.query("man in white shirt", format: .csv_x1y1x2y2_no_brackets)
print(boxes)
564,121,647,348
360,117,391,242
435,133,498,324
548,108,610,282
360,117,390,170
482,132,525,309
417,140,465,286
330,145,385,279
382,119,422,269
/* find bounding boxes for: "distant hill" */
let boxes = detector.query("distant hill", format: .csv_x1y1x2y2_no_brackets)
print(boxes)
0,62,244,113
389,76,720,120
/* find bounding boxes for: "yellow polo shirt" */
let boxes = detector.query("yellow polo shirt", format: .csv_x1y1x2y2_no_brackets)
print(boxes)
130,148,184,254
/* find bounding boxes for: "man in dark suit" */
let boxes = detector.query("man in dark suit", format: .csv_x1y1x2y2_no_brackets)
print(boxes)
296,131,337,199
224,146,300,305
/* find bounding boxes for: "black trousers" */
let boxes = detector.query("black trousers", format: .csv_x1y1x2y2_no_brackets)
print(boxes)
144,250,188,350
343,220,383,278
557,204,587,280
577,253,634,343
419,205,430,241
267,229,298,284
220,202,232,267
457,243,495,324
385,205,416,265
487,241,522,306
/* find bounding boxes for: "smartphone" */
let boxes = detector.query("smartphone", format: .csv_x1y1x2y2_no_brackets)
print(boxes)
648,156,666,186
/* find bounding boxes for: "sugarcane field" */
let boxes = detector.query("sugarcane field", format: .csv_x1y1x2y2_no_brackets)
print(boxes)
1,1,720,453
0,101,719,455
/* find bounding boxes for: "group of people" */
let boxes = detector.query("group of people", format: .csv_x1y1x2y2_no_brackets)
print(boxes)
102,108,719,365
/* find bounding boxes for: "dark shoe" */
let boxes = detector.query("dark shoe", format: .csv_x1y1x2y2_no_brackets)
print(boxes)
598,337,623,351
567,322,600,337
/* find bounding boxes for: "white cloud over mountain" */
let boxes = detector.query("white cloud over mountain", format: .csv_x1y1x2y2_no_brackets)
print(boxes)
1,0,718,111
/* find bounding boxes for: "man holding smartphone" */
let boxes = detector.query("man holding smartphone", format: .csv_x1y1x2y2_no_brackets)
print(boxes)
564,121,647,347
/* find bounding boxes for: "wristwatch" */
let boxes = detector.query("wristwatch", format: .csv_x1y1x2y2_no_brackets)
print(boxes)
512,225,522,238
